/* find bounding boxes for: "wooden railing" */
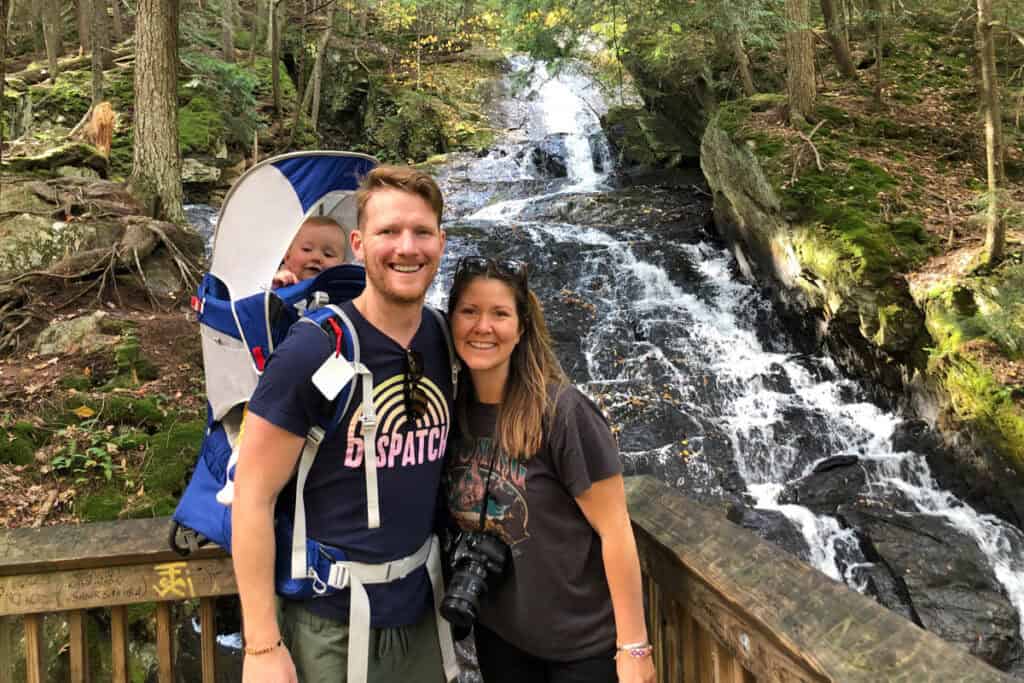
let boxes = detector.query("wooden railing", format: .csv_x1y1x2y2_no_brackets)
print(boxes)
0,518,235,683
0,478,1015,682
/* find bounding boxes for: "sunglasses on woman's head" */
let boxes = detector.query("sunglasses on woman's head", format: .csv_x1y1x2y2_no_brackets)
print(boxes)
403,349,428,419
453,256,529,286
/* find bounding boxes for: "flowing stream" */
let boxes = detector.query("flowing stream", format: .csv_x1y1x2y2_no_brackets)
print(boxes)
427,57,1024,670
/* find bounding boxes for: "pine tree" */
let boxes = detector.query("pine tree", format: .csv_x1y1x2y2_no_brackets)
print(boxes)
976,0,1005,264
785,0,815,121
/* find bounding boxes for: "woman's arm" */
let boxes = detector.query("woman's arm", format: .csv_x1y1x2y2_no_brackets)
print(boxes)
232,413,305,683
576,474,656,683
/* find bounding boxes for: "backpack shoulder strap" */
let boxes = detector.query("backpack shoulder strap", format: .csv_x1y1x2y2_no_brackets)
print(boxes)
425,305,460,397
288,304,381,582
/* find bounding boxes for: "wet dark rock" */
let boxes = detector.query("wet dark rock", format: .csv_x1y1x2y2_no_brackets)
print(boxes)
525,134,569,178
727,506,811,561
837,503,1022,670
779,456,867,514
848,562,920,624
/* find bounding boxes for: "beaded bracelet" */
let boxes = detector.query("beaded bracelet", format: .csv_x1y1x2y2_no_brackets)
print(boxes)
244,638,283,656
615,641,654,659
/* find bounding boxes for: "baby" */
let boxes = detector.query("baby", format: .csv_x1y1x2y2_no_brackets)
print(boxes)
272,216,347,288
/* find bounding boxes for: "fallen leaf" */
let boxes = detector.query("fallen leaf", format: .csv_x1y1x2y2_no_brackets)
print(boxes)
72,406,96,419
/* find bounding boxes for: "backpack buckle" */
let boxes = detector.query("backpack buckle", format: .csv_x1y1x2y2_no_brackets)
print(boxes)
327,563,350,590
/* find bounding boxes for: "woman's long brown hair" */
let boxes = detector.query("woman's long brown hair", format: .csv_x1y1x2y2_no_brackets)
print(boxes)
448,270,567,459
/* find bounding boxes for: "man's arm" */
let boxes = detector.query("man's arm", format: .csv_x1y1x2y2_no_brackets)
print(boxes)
232,412,306,682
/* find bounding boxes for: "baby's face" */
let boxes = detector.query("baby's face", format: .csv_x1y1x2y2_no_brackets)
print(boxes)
282,222,346,280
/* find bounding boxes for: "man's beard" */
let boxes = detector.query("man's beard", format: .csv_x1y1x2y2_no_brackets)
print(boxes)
364,260,434,305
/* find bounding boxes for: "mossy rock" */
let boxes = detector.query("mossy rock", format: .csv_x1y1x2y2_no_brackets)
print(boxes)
603,106,699,169
59,395,166,430
28,69,91,123
59,374,94,391
103,334,160,389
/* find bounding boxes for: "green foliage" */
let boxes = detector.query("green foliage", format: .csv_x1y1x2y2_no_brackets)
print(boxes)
0,419,37,466
179,50,261,153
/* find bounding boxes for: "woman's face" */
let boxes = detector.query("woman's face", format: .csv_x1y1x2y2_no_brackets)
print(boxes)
451,277,523,378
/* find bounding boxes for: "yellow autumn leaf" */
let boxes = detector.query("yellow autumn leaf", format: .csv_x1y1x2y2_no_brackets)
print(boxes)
72,406,95,419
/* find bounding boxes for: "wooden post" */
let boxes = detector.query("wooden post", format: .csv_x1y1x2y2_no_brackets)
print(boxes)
24,613,45,683
156,602,174,683
0,616,14,683
200,598,218,683
68,609,90,683
110,606,129,683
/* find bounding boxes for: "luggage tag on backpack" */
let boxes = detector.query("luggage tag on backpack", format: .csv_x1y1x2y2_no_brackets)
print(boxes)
312,353,356,401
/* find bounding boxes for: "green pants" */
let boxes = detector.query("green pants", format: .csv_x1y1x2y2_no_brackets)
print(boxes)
278,600,447,683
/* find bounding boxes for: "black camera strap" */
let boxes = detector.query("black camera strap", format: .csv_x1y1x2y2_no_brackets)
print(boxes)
477,446,498,532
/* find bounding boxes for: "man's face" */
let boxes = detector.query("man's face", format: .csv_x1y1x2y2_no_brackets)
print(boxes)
351,187,445,306
282,221,346,280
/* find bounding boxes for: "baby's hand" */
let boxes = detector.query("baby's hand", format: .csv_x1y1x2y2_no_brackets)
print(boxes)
272,269,299,289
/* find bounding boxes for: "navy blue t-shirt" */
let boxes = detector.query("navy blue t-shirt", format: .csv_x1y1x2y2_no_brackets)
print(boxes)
247,301,454,626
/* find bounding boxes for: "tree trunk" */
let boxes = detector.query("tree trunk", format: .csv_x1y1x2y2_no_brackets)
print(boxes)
77,0,90,53
1,0,7,162
732,31,755,96
785,0,816,121
41,0,61,79
265,0,274,54
821,0,856,78
252,0,265,52
868,0,885,106
109,0,122,42
130,0,183,223
92,0,110,68
310,6,334,133
222,0,234,62
90,0,105,102
977,0,1004,264
271,0,281,120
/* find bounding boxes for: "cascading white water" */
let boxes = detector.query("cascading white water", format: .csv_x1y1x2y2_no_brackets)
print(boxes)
438,58,1024,644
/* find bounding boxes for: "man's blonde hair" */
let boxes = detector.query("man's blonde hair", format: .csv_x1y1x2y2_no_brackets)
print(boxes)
355,166,443,229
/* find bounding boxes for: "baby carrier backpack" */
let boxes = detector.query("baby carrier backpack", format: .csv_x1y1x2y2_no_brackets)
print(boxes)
168,151,459,683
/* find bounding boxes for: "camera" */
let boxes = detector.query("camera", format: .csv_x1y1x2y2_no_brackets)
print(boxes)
440,530,509,630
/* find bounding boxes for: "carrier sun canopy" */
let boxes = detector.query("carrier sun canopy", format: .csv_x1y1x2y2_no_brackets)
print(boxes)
210,151,378,300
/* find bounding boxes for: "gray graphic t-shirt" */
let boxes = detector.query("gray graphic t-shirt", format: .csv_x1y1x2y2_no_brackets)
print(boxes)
444,385,622,661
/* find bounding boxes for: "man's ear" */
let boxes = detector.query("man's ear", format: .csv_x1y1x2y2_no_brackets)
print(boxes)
350,226,364,261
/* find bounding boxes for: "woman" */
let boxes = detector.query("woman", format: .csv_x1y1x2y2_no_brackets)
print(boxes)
444,256,656,683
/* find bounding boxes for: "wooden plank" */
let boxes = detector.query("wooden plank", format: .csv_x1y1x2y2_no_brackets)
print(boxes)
0,616,14,683
68,609,89,683
110,605,129,683
0,518,227,577
682,606,698,683
156,602,174,683
624,476,1015,683
24,613,44,683
716,637,745,683
200,597,218,683
0,556,236,616
695,622,716,683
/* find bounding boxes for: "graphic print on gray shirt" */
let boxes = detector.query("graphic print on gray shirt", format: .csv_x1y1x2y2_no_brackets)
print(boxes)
444,385,622,661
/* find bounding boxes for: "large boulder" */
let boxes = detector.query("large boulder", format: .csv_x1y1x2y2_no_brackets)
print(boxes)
33,311,132,356
837,503,1022,670
525,134,569,178
602,107,700,172
726,505,811,561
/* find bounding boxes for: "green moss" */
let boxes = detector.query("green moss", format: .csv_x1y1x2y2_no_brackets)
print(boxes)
178,95,224,155
131,419,204,517
781,158,936,280
0,433,35,466
60,374,94,391
28,70,91,122
108,334,160,386
942,357,1024,476
76,484,127,521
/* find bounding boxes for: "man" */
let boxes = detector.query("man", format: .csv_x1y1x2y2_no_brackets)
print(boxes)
232,166,456,683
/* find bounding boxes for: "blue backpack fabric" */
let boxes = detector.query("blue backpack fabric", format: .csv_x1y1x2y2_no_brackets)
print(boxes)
169,265,365,563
